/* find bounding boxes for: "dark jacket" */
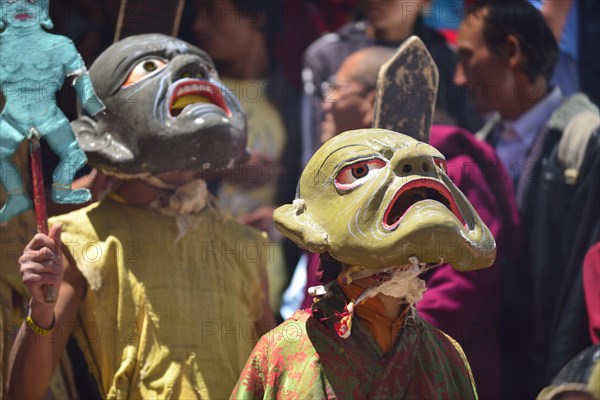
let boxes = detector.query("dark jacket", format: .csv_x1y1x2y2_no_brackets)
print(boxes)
478,93,600,396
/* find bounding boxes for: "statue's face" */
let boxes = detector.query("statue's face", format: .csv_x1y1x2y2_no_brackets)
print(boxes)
275,129,495,271
76,34,247,175
0,0,49,28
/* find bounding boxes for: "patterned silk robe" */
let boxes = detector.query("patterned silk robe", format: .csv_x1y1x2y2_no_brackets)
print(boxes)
232,283,477,399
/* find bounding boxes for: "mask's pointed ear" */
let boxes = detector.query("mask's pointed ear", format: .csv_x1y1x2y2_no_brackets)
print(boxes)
71,116,134,163
274,203,330,254
71,116,102,149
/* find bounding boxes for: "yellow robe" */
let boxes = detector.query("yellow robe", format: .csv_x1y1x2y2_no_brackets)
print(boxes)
50,199,267,399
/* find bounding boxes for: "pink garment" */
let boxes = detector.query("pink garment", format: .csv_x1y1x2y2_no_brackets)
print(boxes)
583,242,600,344
416,125,520,400
417,125,519,399
302,125,521,399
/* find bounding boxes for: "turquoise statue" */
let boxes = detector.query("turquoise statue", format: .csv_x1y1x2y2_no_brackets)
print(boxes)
0,0,105,222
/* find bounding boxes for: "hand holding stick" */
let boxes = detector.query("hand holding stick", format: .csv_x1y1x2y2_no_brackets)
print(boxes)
19,224,64,307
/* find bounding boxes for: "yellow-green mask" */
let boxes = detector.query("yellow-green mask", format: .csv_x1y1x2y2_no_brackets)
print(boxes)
274,129,496,271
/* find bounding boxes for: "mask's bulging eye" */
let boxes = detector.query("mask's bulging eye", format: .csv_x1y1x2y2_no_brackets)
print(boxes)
335,159,386,191
122,58,168,88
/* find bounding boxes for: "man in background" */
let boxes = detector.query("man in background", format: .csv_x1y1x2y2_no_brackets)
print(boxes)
455,0,599,395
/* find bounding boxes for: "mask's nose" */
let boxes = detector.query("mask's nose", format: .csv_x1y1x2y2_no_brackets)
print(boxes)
390,150,437,177
169,54,213,81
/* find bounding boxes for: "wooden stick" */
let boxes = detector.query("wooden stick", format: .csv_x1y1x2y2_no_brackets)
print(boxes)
114,0,186,42
372,36,439,143
29,136,56,303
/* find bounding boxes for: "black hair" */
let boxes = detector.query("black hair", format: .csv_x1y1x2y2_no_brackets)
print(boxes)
229,0,283,48
179,0,283,55
466,0,558,82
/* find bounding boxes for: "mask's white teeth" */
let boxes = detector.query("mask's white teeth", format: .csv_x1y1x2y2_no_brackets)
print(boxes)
175,83,214,98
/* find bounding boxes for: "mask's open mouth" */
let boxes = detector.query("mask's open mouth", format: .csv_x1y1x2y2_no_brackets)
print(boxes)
168,80,231,117
383,178,465,229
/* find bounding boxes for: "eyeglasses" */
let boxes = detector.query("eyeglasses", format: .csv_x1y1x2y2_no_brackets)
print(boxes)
321,80,370,102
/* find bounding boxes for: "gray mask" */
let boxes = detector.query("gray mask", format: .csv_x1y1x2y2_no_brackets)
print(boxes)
72,34,247,175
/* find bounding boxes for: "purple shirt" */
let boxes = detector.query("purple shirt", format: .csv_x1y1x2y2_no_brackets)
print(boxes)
495,87,563,181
